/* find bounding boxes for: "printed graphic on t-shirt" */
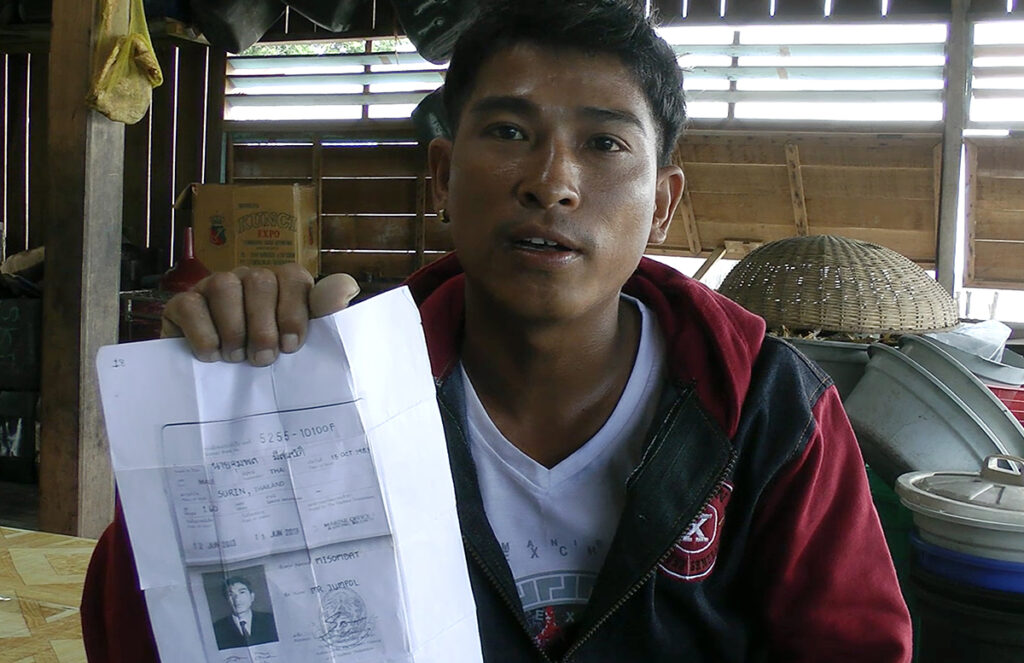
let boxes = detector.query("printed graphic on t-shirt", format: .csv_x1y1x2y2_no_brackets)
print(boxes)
517,570,596,652
658,482,733,582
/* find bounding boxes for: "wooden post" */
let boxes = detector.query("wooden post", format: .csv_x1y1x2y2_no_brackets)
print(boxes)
784,143,810,236
692,246,727,282
963,140,979,287
678,183,702,255
936,0,972,294
38,0,127,537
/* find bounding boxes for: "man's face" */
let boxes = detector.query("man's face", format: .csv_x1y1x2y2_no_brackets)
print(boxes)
226,582,254,615
430,43,682,323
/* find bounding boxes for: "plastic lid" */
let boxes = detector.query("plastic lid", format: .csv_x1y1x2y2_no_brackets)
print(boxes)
896,455,1024,532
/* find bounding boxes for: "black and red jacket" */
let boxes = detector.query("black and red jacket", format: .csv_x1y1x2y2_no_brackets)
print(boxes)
82,255,912,662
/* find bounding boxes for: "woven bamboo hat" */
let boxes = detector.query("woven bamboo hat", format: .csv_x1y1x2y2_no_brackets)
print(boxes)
717,235,959,334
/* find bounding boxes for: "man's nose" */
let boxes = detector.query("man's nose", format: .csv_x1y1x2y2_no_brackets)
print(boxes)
517,139,581,211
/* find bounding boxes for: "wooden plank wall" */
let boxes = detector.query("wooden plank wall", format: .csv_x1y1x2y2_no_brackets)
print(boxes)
123,42,225,271
668,132,943,267
1,40,222,272
965,137,1024,290
228,129,946,293
229,140,451,294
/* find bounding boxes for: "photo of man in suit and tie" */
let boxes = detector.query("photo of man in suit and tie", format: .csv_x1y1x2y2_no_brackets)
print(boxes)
210,572,279,650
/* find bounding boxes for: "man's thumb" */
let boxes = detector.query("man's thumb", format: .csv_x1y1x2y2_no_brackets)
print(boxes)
310,273,361,318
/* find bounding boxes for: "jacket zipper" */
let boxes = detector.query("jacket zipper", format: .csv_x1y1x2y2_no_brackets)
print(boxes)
435,378,555,663
558,449,739,662
464,537,557,663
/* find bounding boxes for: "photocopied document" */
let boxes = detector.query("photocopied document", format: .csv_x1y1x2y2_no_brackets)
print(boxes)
97,287,483,663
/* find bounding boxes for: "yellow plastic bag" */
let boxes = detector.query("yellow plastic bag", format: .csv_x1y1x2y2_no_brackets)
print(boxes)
87,0,163,124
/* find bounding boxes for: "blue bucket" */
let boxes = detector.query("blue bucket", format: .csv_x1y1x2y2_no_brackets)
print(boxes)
911,532,1024,594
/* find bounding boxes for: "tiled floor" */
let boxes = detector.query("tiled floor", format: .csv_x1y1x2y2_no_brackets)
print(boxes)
0,480,39,530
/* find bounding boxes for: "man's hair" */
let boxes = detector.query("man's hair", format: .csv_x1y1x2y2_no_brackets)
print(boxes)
223,576,253,597
442,0,686,165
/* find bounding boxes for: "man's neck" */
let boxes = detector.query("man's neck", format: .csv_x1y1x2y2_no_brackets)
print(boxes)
461,291,641,468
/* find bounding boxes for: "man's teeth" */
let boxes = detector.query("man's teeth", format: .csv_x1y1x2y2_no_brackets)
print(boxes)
523,237,561,247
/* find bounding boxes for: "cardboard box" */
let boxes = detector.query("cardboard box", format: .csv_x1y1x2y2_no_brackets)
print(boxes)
0,299,42,391
177,183,320,275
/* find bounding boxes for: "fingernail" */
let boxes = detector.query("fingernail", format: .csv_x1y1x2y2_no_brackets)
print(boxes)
253,349,276,366
228,348,246,363
281,334,299,354
200,350,222,363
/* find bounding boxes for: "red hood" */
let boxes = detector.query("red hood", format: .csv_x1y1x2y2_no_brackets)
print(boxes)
404,253,766,438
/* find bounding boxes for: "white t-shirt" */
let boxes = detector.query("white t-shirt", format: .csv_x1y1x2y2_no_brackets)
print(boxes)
459,295,666,649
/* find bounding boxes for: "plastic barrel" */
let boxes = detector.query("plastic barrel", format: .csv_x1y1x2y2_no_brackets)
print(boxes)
910,563,1024,663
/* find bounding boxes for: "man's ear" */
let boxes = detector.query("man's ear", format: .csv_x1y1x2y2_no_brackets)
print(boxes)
428,137,453,212
649,164,684,245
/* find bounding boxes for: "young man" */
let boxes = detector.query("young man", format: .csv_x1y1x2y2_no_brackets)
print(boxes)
211,576,278,650
82,1,913,661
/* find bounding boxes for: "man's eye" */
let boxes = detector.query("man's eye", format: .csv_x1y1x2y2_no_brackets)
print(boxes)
591,136,624,152
489,125,525,140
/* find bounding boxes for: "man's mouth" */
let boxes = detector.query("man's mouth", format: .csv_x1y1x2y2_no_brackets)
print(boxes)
514,237,573,251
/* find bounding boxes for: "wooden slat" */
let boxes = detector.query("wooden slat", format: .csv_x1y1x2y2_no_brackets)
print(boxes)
322,216,414,250
674,44,946,58
801,167,936,200
4,53,28,254
232,144,314,179
688,192,794,225
973,210,1024,242
812,228,936,262
683,197,936,241
971,241,1024,288
675,219,794,251
971,138,1024,178
321,215,453,252
687,65,945,81
976,177,1024,209
805,198,936,232
657,228,936,267
233,144,426,179
784,143,809,236
684,163,791,195
794,138,941,168
224,91,428,108
320,251,418,282
227,50,433,72
320,178,431,215
27,53,47,249
322,144,425,177
683,89,942,104
677,133,940,168
231,176,314,185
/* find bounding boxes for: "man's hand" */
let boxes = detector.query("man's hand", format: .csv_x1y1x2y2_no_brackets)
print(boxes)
161,264,360,366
